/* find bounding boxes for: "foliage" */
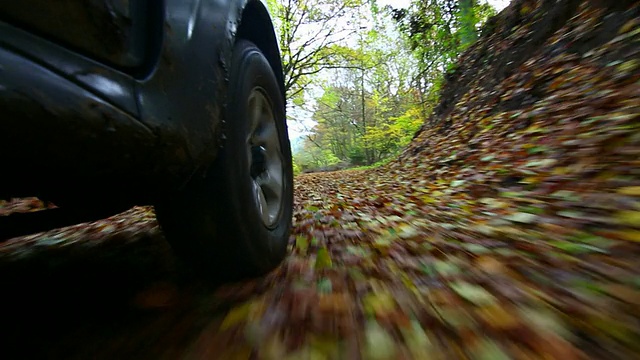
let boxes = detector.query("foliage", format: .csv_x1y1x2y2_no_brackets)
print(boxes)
267,0,370,105
288,0,496,171
390,0,496,116
292,156,302,175
292,5,424,170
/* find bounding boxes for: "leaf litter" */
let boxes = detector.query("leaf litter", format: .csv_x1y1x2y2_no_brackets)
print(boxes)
204,1,640,358
0,0,639,359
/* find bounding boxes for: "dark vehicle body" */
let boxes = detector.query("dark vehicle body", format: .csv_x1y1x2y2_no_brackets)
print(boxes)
0,0,293,278
1,0,283,206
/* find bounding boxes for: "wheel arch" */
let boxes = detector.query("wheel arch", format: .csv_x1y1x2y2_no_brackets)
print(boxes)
237,0,285,101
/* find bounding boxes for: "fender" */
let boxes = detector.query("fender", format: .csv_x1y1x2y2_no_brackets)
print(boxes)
136,0,283,189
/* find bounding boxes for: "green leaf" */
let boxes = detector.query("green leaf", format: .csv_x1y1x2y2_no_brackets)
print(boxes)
473,339,510,360
527,146,548,154
463,243,491,254
420,263,437,277
296,235,309,255
363,292,396,317
450,282,496,305
434,260,460,276
551,241,607,254
364,320,396,360
317,278,333,294
525,158,556,168
401,320,434,358
504,212,538,224
315,247,333,270
519,205,545,215
551,190,581,201
557,210,585,219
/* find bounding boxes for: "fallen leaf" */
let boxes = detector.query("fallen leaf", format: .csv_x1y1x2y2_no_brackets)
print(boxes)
364,320,397,360
450,282,497,305
618,186,640,196
615,211,640,227
315,247,333,270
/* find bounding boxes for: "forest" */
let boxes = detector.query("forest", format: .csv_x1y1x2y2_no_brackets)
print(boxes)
266,0,498,172
3,0,640,358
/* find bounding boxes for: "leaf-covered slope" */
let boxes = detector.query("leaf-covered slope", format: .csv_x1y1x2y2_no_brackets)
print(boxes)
196,1,640,357
1,0,639,358
423,0,638,130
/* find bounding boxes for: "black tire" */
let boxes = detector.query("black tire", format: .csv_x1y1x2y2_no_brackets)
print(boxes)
155,40,293,280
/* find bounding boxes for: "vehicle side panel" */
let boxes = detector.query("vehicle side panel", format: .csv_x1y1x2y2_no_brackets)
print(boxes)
0,48,157,204
0,0,155,71
0,22,139,116
0,0,284,203
136,0,284,189
135,0,236,187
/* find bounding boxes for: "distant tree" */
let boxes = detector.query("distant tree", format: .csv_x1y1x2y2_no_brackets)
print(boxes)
266,0,369,105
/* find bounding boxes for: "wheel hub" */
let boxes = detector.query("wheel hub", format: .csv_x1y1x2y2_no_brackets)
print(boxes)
247,88,284,228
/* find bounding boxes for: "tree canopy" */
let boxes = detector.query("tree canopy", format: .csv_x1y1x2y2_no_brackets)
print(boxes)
268,0,499,172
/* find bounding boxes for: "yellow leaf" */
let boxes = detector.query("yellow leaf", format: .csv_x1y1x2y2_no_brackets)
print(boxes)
615,211,640,226
552,167,569,175
618,186,640,196
477,304,520,330
398,223,419,239
421,196,435,204
315,247,333,270
619,19,639,34
220,301,253,330
296,235,309,255
307,336,339,360
615,229,640,242
525,124,542,133
595,171,616,181
521,177,540,184
487,200,510,210
373,237,393,255
400,272,418,295
363,292,396,317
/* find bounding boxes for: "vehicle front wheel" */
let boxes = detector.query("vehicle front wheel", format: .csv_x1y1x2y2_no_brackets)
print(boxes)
155,40,293,280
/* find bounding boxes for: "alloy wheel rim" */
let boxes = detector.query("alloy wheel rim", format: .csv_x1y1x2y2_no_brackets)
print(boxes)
247,88,284,228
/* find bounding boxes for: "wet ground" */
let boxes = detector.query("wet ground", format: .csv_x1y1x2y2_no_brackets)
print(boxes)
0,206,231,359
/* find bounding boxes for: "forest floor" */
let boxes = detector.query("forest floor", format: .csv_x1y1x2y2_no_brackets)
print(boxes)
2,0,640,359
